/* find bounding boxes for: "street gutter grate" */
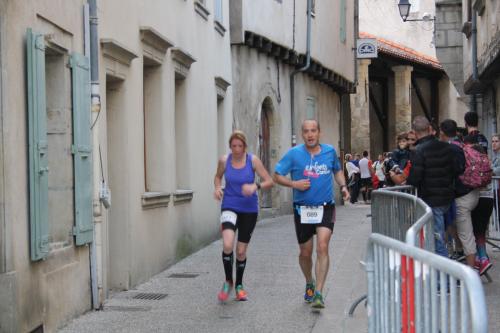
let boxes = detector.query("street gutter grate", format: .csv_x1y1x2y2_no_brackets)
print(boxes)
168,273,200,278
132,293,168,300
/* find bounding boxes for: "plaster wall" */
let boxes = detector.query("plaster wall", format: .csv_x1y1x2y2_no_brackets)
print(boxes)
0,1,93,332
97,0,234,293
239,0,355,82
360,0,436,57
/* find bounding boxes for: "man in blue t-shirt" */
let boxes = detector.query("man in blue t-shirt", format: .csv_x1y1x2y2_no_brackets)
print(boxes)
274,119,350,309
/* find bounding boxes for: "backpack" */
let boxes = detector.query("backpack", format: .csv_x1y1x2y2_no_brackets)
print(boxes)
453,142,492,188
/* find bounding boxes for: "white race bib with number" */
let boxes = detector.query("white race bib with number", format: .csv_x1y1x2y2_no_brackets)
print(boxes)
300,206,324,224
220,210,237,225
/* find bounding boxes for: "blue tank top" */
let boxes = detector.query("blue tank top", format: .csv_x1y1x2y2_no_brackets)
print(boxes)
221,153,258,213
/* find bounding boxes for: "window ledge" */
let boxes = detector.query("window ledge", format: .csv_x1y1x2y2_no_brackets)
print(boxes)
141,191,171,209
173,189,194,204
194,1,210,21
214,21,226,37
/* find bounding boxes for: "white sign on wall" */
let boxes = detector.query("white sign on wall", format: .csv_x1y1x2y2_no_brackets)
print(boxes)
356,39,378,59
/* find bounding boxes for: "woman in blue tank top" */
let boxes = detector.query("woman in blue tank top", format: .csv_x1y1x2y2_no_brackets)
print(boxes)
213,130,273,302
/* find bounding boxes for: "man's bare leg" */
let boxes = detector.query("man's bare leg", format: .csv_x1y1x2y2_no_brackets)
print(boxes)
315,227,333,293
299,238,314,283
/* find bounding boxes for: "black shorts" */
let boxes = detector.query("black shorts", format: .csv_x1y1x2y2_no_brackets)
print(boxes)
220,210,258,243
359,177,372,187
293,204,336,244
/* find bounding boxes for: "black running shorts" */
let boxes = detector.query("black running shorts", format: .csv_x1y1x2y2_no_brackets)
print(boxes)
220,210,258,243
293,204,336,244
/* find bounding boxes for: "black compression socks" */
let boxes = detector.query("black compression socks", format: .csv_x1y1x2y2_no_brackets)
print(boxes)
222,251,234,283
235,258,247,286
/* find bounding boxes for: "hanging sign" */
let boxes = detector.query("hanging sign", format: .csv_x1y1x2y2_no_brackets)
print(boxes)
357,38,378,59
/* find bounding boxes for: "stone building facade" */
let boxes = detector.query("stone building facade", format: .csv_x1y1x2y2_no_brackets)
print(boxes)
460,0,500,137
351,0,468,157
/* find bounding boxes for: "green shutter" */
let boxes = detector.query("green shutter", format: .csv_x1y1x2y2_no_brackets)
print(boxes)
340,0,347,43
70,53,93,246
26,29,49,261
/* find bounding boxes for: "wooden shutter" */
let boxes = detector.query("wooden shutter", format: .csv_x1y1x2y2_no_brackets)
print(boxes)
26,28,49,260
70,53,93,246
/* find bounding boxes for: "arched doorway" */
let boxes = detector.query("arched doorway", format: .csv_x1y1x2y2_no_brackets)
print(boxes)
259,98,274,208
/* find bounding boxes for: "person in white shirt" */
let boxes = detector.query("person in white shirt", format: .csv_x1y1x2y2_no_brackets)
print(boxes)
358,151,372,203
345,154,360,204
372,154,386,188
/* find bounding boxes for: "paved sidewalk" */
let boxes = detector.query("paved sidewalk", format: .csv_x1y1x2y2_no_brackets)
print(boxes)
59,205,372,333
59,204,500,332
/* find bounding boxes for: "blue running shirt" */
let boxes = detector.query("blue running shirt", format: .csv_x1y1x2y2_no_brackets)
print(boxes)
274,144,341,205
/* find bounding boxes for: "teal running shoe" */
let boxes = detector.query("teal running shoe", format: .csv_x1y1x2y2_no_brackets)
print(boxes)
311,291,325,309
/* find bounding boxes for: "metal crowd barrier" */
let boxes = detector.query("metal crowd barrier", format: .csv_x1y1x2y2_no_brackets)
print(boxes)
489,176,500,250
373,187,434,252
349,186,434,316
379,185,416,195
367,233,488,333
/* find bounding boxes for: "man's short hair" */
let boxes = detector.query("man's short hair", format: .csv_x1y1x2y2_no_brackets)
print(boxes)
362,151,368,157
464,111,478,127
345,153,352,161
412,116,431,134
301,119,320,132
440,119,458,138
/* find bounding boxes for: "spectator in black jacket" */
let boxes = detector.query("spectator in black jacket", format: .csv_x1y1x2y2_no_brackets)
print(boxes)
404,116,460,258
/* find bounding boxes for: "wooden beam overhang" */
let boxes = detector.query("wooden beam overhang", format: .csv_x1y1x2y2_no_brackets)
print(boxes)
243,30,355,94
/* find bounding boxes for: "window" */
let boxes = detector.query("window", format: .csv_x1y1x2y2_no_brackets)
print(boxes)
175,79,189,190
143,63,162,192
26,29,93,260
214,0,223,23
171,48,195,195
306,96,316,119
217,99,225,157
45,47,75,248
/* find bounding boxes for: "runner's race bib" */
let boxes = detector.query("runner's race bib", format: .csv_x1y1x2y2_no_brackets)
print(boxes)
220,210,237,225
300,206,324,224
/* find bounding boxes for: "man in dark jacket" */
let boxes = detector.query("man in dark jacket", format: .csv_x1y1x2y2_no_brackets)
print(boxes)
404,116,460,258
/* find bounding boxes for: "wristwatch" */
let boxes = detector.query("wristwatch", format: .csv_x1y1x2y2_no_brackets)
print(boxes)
256,182,261,190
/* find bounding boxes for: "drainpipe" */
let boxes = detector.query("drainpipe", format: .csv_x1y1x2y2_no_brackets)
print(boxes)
88,0,101,310
471,9,478,113
353,0,359,87
289,0,312,146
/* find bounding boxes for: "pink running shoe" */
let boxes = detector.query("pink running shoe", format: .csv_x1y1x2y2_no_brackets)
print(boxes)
218,281,233,302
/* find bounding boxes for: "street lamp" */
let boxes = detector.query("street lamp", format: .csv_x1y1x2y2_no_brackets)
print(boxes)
398,0,435,22
398,0,411,22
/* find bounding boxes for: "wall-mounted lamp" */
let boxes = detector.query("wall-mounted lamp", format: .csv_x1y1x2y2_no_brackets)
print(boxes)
398,0,435,22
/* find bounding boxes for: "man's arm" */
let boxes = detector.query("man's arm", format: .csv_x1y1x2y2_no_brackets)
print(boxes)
334,170,350,201
273,173,310,191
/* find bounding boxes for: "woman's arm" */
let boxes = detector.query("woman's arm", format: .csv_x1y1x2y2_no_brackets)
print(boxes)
213,155,226,200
